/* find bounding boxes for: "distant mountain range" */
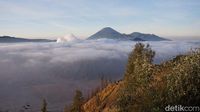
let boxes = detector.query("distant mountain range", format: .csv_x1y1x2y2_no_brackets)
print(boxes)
0,36,55,43
1,27,169,43
88,27,169,41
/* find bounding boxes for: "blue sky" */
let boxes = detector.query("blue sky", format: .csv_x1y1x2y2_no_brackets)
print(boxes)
0,0,199,39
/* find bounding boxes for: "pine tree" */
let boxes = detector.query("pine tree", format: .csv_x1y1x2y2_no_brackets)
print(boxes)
70,90,84,112
41,99,47,112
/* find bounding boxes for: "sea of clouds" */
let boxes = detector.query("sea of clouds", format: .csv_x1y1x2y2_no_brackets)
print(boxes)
0,39,199,111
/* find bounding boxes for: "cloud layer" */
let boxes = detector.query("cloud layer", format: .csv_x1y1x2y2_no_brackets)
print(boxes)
0,39,199,111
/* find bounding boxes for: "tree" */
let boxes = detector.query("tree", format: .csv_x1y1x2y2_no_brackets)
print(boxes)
41,99,47,112
70,90,84,112
117,43,155,112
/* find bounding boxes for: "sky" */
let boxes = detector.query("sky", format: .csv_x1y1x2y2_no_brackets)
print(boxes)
0,0,200,39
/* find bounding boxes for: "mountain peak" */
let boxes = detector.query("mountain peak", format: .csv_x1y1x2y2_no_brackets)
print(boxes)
101,27,115,31
88,27,122,39
98,27,119,34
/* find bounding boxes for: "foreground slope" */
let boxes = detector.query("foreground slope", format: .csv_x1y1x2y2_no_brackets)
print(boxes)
83,81,122,112
82,44,200,112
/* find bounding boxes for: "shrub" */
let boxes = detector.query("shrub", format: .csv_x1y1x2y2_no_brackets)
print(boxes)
166,49,200,105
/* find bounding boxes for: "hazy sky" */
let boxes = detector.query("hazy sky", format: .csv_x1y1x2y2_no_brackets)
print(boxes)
0,0,199,39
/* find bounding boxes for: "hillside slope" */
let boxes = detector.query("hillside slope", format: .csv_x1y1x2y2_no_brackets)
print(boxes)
83,81,122,112
82,46,200,112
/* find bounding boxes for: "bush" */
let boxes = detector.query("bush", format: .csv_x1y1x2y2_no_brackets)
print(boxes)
166,49,200,105
117,43,200,112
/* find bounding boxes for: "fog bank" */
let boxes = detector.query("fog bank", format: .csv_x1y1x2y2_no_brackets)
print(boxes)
0,39,199,111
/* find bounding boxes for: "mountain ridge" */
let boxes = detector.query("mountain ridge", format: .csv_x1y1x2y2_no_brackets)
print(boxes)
88,27,169,41
0,36,55,43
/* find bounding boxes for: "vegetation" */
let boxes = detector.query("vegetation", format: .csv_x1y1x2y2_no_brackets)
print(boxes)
117,43,155,112
116,43,200,112
166,48,200,105
67,76,112,112
70,90,84,112
41,99,47,112
85,75,111,102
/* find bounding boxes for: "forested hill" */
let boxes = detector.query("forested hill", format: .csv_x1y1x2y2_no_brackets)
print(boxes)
79,43,200,112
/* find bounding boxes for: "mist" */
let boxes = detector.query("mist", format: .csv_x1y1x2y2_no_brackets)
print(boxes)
0,39,199,111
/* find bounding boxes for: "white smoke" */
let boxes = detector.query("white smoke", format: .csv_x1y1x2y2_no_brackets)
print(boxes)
56,34,79,43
